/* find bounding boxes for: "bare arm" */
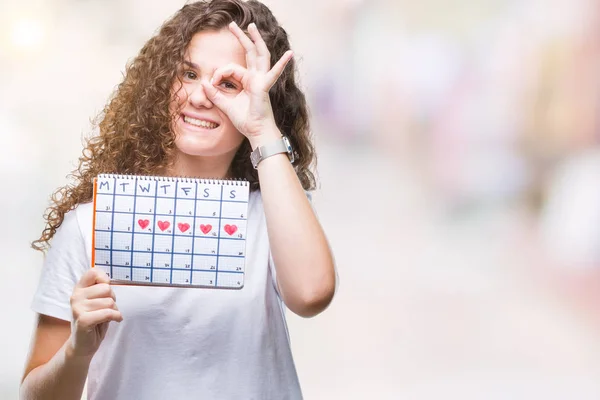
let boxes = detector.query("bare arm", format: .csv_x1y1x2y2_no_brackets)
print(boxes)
255,140,336,318
21,270,122,400
20,315,90,400
203,22,337,317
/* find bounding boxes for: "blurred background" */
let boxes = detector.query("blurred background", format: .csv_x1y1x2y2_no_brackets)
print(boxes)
2,0,600,398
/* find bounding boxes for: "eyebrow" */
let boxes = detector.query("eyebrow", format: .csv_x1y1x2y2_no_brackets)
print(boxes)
183,60,199,70
182,60,219,77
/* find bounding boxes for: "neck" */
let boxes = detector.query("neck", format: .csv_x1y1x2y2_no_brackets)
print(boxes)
169,151,237,179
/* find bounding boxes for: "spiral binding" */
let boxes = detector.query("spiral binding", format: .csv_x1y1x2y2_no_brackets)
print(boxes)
97,173,248,186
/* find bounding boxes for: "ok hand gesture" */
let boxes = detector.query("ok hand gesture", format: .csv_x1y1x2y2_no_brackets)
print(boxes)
201,22,293,146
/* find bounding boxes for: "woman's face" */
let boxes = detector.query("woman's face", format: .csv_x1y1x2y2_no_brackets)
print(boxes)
170,29,246,165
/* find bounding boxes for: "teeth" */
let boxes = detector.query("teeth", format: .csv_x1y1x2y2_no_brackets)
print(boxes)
183,116,218,129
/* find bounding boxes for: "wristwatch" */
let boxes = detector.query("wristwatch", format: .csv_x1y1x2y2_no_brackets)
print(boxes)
250,136,295,169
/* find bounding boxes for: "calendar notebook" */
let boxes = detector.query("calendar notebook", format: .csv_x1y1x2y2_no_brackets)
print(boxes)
92,174,249,289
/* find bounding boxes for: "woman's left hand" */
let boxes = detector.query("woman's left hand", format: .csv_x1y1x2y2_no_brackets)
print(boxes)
201,21,293,147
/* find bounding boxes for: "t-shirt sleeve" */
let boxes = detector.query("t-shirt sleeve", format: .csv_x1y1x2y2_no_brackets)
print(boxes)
268,191,339,301
31,207,90,322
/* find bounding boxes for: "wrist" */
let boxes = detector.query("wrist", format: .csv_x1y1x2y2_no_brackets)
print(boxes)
64,337,94,365
249,134,295,169
248,126,282,150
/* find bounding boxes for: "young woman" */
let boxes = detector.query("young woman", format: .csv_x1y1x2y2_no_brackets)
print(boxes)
20,1,336,399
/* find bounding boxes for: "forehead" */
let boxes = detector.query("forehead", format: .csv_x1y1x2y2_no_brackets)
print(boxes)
185,29,246,68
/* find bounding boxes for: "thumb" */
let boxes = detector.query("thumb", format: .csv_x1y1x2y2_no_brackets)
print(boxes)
77,268,110,288
201,81,228,111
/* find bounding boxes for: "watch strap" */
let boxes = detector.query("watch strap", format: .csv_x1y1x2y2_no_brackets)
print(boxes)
250,136,294,168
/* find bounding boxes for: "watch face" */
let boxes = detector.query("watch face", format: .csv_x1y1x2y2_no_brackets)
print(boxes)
250,150,260,169
283,136,295,163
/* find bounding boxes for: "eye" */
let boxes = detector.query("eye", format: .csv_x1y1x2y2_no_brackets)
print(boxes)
183,70,197,80
219,80,238,90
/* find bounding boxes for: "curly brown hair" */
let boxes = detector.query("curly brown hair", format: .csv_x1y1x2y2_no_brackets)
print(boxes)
32,0,316,252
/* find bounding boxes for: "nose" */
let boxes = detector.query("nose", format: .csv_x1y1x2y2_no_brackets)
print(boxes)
187,80,213,109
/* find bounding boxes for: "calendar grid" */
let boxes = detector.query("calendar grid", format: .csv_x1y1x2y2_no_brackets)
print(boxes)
168,181,178,285
215,185,224,286
189,183,199,285
149,178,159,283
96,211,246,220
93,174,248,289
129,177,138,280
106,193,247,203
109,178,116,278
101,265,244,273
94,248,245,258
94,225,246,239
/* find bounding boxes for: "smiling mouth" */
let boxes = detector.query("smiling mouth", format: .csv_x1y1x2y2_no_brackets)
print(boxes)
182,115,219,129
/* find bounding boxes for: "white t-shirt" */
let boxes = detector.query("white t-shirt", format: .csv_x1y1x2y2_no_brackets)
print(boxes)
31,190,303,400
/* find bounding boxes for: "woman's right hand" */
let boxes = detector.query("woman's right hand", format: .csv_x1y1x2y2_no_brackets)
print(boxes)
68,269,123,359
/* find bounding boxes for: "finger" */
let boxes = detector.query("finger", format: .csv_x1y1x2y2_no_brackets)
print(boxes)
77,309,123,329
82,297,118,313
247,23,270,71
201,81,229,111
77,269,110,289
211,63,247,86
229,21,257,69
265,50,294,89
83,283,116,301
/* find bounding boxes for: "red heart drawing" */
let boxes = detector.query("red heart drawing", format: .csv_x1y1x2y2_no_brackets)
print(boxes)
177,222,190,233
138,219,150,229
200,224,212,234
157,221,170,231
224,224,238,235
